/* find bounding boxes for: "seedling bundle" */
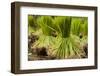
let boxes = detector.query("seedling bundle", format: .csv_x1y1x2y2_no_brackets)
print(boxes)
28,15,88,60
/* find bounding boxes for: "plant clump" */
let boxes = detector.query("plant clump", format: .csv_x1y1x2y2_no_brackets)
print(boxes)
28,15,88,60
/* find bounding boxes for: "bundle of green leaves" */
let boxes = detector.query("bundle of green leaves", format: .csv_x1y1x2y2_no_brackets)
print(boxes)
28,15,88,59
71,17,88,46
28,15,39,33
51,16,85,59
32,16,55,48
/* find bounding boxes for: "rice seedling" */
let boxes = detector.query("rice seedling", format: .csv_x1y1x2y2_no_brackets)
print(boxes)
28,15,88,60
71,17,88,46
51,16,85,59
71,17,88,39
32,16,55,49
53,16,71,37
28,15,38,33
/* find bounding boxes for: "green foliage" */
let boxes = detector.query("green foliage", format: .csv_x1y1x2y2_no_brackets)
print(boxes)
53,16,71,38
28,15,88,59
71,18,82,36
32,16,55,48
28,15,38,33
53,35,82,59
82,18,88,35
52,17,84,58
37,16,54,36
71,17,88,36
71,17,88,49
